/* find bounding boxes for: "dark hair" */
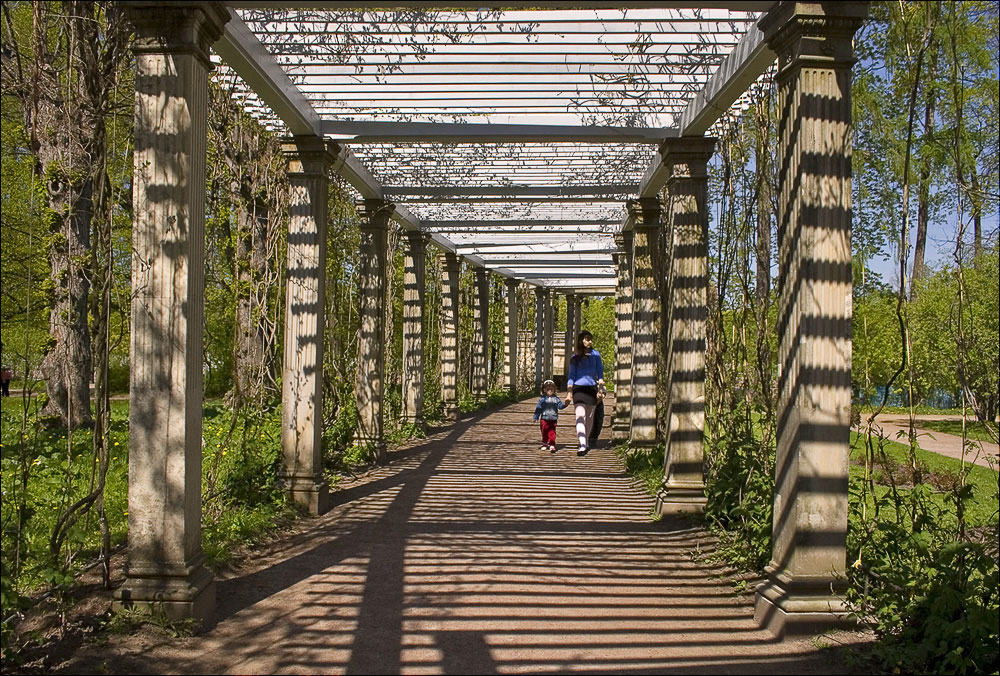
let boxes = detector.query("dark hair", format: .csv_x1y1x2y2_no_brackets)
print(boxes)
574,330,593,356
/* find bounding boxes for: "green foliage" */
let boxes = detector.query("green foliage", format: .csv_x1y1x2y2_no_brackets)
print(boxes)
580,296,615,369
910,249,999,421
702,418,774,572
852,285,902,399
916,419,998,444
0,398,129,595
614,443,664,498
846,449,999,674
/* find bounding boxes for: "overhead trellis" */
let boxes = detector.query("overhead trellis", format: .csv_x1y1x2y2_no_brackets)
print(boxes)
213,2,776,292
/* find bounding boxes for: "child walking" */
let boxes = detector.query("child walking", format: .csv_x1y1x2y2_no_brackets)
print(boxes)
533,379,567,453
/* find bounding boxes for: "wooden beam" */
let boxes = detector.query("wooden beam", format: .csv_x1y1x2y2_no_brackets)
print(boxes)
678,20,775,136
384,185,637,197
323,120,672,144
214,8,320,136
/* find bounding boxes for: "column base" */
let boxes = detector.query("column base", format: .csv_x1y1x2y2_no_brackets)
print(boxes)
754,569,853,638
611,419,630,442
114,554,215,627
402,414,426,432
443,404,458,422
628,432,658,449
655,481,707,515
281,474,330,515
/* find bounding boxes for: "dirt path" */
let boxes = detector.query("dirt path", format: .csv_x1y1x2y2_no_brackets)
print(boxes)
52,395,869,675
861,414,999,470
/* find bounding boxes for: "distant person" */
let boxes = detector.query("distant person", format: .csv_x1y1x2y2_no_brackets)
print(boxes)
0,366,12,397
534,378,568,453
565,330,605,456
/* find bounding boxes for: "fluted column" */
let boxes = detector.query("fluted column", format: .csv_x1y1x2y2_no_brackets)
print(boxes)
119,2,229,623
563,293,576,377
402,231,429,429
572,295,582,344
754,0,867,638
440,252,461,421
355,199,393,462
656,138,716,516
472,267,490,401
278,137,335,513
612,232,634,441
628,198,662,447
504,278,519,396
534,287,546,389
544,290,555,382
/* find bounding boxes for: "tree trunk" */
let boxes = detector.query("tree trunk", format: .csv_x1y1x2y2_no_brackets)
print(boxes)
911,87,935,292
7,1,130,429
229,198,272,407
911,12,938,295
970,165,983,257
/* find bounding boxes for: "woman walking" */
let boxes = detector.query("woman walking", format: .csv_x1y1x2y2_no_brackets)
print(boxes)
564,330,605,456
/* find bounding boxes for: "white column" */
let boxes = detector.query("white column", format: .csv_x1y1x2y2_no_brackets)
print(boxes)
628,198,662,447
504,278,519,396
612,232,633,441
402,232,429,429
279,137,335,514
534,287,546,390
755,0,866,638
544,291,555,383
119,2,229,624
563,293,576,380
355,199,393,462
656,138,716,516
440,252,461,421
472,267,490,401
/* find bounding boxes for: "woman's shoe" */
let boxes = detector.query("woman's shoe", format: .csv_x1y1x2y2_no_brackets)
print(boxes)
577,446,588,456
549,445,557,453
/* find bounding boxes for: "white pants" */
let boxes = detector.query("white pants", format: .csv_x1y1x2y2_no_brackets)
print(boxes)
575,403,596,449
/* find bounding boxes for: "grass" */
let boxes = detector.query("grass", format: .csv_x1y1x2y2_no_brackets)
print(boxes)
850,430,999,527
613,427,998,528
614,443,664,497
915,419,999,444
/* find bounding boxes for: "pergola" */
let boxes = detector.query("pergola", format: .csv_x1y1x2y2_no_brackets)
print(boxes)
120,0,867,639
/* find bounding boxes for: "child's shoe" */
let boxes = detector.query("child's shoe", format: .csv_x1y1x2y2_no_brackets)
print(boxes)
549,444,556,453
539,444,549,451
577,446,588,456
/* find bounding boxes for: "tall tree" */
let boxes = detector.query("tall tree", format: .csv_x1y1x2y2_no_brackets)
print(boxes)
911,2,941,291
205,76,287,409
1,1,130,428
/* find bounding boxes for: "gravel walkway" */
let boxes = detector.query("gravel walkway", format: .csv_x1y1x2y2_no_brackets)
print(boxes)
58,395,869,675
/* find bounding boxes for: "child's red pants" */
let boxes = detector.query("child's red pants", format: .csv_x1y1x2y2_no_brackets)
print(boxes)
540,419,557,446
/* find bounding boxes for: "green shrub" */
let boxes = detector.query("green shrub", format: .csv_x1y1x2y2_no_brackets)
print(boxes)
703,426,774,572
846,476,999,674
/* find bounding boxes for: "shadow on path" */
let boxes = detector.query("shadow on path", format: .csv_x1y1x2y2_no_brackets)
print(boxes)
63,396,870,675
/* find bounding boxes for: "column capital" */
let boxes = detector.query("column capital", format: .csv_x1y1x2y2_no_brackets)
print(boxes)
660,137,717,180
404,230,431,246
504,277,520,290
359,199,395,229
128,2,230,67
758,2,868,75
282,137,339,177
614,229,634,252
439,250,461,268
626,197,662,228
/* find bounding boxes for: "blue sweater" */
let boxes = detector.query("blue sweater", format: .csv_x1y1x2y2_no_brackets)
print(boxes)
534,395,567,421
567,349,604,388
